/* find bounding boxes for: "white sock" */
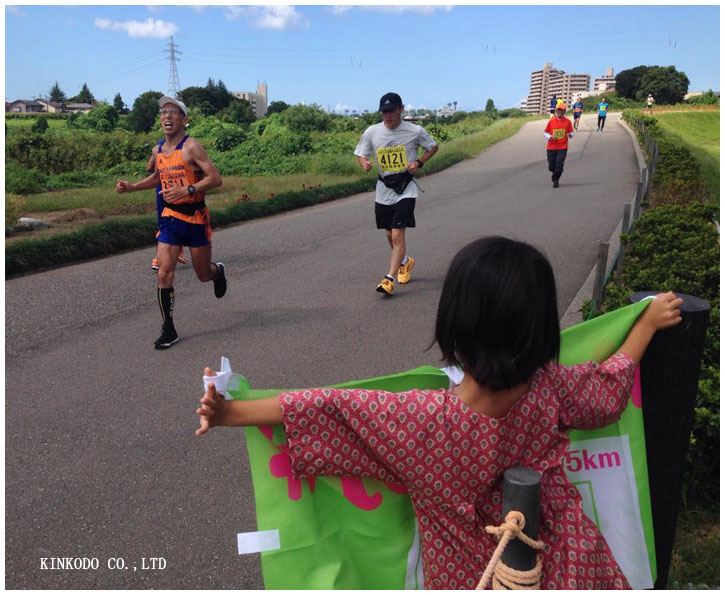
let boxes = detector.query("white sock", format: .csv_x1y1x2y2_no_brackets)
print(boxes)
401,255,409,265
385,274,395,282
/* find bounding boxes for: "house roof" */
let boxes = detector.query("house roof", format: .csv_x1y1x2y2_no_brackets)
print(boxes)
66,103,93,108
11,99,43,106
36,99,64,107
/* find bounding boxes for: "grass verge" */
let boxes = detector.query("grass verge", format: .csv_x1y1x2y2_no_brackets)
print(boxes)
7,117,536,277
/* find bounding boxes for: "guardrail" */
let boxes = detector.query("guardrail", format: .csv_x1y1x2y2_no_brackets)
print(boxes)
586,116,659,319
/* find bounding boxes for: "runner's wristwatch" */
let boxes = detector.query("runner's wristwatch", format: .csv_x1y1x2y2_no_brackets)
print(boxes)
187,185,196,196
415,159,424,168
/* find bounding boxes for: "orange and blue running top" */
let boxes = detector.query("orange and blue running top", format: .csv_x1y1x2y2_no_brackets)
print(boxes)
156,135,207,225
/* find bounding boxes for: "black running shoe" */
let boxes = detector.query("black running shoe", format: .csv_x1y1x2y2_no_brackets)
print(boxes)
553,180,560,188
213,262,227,298
154,324,179,349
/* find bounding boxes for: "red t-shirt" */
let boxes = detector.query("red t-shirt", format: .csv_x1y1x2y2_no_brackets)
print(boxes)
544,117,574,150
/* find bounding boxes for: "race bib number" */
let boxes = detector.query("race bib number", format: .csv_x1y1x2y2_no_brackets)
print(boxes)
552,128,566,139
376,145,408,172
574,106,582,113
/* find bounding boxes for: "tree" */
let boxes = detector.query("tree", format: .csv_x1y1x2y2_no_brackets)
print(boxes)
223,99,255,125
48,81,67,103
615,66,649,100
31,116,49,134
127,90,163,133
484,98,498,117
70,83,95,104
636,66,689,104
113,93,125,112
281,104,331,133
83,104,119,132
267,100,290,115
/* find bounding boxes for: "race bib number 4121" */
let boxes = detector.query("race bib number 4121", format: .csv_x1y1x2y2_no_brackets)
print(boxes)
376,145,408,172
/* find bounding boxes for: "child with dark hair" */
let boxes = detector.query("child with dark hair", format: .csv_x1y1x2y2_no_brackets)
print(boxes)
196,236,683,590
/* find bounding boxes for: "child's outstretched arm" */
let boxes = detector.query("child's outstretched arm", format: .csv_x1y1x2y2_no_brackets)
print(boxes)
196,367,283,436
616,292,683,365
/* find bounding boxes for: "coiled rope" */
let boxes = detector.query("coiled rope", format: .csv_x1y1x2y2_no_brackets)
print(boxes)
476,510,545,590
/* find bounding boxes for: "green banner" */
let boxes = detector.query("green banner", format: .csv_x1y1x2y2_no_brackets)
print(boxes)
228,301,655,589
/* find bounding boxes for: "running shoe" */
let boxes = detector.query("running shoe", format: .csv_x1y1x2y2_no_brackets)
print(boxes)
376,276,394,295
213,262,227,298
151,258,159,271
397,256,415,284
553,181,560,188
154,324,179,349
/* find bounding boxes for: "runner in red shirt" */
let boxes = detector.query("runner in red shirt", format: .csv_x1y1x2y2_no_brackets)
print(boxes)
543,104,575,188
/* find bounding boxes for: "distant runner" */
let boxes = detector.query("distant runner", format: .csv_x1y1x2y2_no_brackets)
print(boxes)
646,93,654,114
549,94,558,118
354,92,438,296
543,103,575,188
572,95,584,130
596,97,610,131
116,96,227,349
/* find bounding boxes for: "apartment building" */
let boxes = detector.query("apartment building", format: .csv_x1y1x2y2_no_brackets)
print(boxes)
524,63,592,114
232,82,268,118
593,67,616,92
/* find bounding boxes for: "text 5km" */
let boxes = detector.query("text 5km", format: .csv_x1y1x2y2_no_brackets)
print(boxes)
566,449,622,473
40,557,166,570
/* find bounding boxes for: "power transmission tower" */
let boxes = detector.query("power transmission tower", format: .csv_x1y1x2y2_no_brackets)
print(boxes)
164,36,182,98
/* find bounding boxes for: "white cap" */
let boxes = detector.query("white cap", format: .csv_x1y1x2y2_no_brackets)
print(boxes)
158,95,188,116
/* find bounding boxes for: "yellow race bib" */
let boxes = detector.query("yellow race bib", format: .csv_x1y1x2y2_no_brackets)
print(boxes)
552,128,566,139
376,145,408,172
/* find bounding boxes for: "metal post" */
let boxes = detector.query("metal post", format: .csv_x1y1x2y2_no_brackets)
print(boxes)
500,467,541,572
629,292,711,589
615,205,631,279
621,203,631,235
592,242,609,310
634,180,644,221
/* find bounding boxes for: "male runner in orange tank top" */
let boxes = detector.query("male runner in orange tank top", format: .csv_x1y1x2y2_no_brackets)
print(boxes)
116,96,226,349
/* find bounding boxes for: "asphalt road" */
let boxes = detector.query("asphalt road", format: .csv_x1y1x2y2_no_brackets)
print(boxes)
5,113,639,589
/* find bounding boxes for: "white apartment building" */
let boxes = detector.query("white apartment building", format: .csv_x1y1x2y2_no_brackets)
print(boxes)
232,82,268,118
593,67,616,92
524,63,591,114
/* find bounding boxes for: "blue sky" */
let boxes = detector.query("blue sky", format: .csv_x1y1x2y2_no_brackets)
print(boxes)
4,4,720,112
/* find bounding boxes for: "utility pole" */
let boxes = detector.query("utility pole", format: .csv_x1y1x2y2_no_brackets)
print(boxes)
164,36,182,99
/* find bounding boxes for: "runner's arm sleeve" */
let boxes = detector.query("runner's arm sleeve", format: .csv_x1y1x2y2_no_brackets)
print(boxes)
556,353,636,431
353,128,373,157
280,388,436,483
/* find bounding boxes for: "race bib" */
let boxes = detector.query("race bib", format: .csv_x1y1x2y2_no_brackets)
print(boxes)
376,145,408,172
552,128,566,139
574,106,582,113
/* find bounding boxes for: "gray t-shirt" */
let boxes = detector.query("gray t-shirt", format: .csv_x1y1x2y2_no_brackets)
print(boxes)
354,121,437,205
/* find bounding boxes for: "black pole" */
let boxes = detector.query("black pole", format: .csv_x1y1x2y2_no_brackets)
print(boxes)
629,292,711,589
500,466,541,572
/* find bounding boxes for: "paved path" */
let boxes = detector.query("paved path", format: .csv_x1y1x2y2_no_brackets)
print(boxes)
6,113,638,588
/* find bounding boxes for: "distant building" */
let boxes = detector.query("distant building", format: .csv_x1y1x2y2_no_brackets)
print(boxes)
36,99,65,113
593,67,616,92
524,63,591,114
65,103,93,114
8,99,44,113
232,82,268,118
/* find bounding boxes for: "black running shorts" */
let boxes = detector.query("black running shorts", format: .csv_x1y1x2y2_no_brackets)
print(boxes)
375,197,416,229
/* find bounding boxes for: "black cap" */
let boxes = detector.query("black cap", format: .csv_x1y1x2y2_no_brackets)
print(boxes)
378,92,403,112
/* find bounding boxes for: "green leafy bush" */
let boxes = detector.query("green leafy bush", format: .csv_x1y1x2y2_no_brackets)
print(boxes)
5,161,47,194
45,171,108,190
5,193,27,226
31,116,49,134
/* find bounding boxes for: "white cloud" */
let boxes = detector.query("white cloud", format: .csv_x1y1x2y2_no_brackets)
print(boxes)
334,102,359,113
333,5,453,16
224,6,309,30
6,6,26,17
94,17,179,39
146,5,163,14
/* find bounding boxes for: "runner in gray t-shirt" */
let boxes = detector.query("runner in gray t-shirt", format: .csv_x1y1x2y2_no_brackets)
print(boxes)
354,92,438,295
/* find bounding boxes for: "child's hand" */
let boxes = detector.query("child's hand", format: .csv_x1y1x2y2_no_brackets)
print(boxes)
196,367,226,436
642,292,684,331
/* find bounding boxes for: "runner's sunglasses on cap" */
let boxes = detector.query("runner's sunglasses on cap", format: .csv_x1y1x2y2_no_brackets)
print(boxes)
379,92,403,113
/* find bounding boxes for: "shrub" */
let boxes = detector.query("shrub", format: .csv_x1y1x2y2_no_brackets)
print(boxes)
31,116,49,134
281,104,331,133
5,161,47,194
45,171,108,191
5,193,27,226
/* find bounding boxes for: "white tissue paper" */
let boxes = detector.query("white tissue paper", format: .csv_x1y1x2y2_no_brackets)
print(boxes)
203,356,245,400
